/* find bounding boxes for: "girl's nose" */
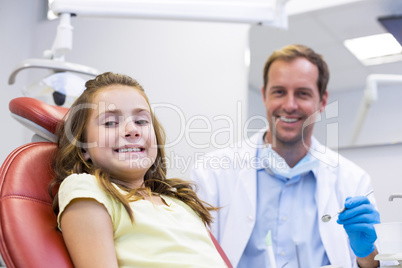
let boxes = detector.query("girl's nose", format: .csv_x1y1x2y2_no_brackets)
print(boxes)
124,121,140,138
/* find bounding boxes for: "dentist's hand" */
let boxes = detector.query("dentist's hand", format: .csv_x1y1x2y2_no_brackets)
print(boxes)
337,196,380,258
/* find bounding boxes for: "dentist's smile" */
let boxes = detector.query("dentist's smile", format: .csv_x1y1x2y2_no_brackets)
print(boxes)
275,115,301,124
278,116,299,123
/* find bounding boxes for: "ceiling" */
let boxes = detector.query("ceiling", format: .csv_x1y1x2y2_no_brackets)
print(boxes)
249,0,402,93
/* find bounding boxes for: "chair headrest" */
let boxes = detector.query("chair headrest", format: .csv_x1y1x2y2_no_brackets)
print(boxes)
9,97,68,142
0,142,74,267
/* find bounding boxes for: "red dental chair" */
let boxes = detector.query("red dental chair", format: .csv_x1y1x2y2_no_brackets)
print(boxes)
0,97,232,268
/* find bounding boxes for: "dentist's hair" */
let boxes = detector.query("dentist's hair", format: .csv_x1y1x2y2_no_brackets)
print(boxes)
262,44,330,100
51,72,216,225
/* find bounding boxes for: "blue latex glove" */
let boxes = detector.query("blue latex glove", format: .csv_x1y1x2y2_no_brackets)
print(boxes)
337,196,380,258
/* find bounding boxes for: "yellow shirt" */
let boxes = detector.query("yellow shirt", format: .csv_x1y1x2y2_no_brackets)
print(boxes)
58,173,227,268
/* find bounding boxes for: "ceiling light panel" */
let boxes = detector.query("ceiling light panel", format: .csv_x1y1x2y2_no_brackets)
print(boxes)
344,33,402,66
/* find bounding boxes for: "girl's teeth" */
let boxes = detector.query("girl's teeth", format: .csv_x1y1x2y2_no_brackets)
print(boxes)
119,148,142,153
279,117,298,123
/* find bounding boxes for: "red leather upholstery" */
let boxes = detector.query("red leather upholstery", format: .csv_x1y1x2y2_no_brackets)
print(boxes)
0,142,73,268
9,97,68,135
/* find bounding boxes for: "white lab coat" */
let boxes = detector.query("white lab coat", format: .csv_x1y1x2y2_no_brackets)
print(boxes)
191,130,379,268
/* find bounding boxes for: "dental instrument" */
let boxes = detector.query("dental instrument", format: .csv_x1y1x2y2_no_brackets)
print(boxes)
266,230,277,268
295,242,301,268
321,190,374,223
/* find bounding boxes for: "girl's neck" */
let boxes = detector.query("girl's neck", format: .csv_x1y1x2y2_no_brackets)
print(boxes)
110,177,144,190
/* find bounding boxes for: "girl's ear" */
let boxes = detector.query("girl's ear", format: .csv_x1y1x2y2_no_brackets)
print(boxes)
82,149,91,161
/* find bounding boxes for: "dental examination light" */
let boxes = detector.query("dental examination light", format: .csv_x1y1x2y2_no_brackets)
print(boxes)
350,74,402,145
9,12,99,106
49,0,289,26
9,0,289,106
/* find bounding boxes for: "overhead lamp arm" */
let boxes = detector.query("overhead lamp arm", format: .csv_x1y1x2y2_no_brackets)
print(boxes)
49,13,73,61
8,58,99,85
9,12,98,85
350,74,402,145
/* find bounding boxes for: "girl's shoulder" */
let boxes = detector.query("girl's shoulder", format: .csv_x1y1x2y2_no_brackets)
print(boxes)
59,173,111,204
58,173,119,223
60,173,98,191
64,172,96,181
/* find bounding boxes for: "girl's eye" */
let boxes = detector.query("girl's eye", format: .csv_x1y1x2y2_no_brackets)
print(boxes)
105,121,118,127
135,120,149,125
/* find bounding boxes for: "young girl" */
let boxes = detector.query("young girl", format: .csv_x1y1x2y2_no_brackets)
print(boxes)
51,72,228,268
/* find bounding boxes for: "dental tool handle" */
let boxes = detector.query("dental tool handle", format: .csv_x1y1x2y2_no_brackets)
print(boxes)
364,189,374,198
337,207,346,215
336,189,374,216
266,230,277,268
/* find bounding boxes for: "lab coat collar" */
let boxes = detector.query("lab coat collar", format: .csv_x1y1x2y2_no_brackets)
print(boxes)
234,129,266,162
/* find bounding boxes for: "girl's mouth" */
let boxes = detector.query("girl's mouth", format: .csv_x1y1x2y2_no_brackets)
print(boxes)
115,147,145,153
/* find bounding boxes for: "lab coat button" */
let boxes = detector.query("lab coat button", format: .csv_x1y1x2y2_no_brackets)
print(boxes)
280,251,285,256
282,216,287,221
248,215,253,221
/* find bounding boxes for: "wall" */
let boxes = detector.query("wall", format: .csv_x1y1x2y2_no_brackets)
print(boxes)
339,143,402,223
1,0,251,180
328,86,402,223
312,85,402,149
0,0,46,163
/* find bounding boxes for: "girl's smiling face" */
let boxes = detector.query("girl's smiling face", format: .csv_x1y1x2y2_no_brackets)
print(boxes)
83,85,157,188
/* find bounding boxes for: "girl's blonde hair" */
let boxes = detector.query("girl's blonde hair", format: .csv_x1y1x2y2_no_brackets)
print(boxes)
51,72,216,225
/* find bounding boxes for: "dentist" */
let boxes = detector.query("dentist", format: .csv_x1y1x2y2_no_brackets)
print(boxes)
191,44,380,268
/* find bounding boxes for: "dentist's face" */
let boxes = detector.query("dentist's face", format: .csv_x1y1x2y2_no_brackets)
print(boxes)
262,58,327,147
83,85,157,187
